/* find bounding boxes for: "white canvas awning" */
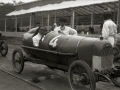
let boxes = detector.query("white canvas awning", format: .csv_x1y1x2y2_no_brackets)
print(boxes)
6,0,118,16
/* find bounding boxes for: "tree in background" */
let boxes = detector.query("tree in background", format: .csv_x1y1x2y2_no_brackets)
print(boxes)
12,0,24,5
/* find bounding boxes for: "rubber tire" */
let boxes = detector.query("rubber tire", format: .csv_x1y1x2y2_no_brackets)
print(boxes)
113,46,119,56
114,55,120,64
12,49,24,74
111,56,120,87
68,60,96,90
0,41,8,56
111,76,120,87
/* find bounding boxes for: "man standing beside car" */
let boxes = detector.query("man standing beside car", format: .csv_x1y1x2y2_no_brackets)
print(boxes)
102,8,117,47
54,18,78,35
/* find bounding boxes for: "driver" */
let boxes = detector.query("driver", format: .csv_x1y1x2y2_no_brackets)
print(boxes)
32,26,47,47
54,18,78,35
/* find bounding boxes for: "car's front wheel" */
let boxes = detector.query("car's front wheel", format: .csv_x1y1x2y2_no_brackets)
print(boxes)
12,49,24,74
68,60,96,90
110,56,120,87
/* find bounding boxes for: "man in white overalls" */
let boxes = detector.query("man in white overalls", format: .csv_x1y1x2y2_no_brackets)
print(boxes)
102,9,117,47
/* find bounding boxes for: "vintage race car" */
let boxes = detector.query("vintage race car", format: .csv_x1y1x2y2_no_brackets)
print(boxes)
12,28,120,90
0,32,8,56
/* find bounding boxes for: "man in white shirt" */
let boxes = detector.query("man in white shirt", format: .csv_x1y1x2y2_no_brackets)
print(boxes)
54,18,78,35
102,9,117,47
32,26,47,47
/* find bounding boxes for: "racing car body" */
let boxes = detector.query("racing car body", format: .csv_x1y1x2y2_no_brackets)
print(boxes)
22,30,113,71
12,28,120,90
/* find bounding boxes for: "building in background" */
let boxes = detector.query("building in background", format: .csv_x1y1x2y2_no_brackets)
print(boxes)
1,0,119,37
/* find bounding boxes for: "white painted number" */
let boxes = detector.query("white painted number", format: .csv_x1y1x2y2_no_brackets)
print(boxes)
49,35,61,48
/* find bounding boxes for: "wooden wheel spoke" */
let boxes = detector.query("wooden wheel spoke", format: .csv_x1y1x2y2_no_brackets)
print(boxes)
68,60,95,90
12,49,24,74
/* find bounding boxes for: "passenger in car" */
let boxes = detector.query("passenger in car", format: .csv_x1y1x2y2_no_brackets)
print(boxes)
54,18,78,35
32,26,47,47
102,8,117,47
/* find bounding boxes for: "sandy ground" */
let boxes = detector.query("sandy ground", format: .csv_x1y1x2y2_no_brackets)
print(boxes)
0,70,42,90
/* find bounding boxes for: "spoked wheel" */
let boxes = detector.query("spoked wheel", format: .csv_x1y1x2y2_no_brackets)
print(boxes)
111,75,120,87
0,41,8,56
110,56,120,87
12,49,24,74
68,60,96,90
113,46,119,56
114,55,120,67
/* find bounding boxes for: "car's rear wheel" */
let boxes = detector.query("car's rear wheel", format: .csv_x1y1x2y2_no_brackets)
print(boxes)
68,60,96,90
12,49,24,74
0,41,8,56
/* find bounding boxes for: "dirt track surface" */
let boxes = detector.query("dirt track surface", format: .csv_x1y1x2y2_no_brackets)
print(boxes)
0,70,42,90
0,44,120,90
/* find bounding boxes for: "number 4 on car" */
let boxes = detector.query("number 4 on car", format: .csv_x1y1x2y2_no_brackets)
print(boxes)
49,35,61,48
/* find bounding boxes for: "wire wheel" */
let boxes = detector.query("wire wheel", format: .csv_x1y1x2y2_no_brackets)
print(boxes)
0,41,8,56
110,56,120,87
111,76,120,87
68,60,96,90
12,49,24,74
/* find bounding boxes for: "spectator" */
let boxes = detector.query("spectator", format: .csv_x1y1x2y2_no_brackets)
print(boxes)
100,24,103,33
17,24,20,32
89,26,94,34
51,23,57,31
102,8,117,47
54,18,77,35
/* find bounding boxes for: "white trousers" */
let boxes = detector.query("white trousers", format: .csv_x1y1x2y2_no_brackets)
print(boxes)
107,36,115,47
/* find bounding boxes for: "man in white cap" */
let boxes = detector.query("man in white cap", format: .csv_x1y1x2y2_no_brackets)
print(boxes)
54,18,77,35
102,8,117,47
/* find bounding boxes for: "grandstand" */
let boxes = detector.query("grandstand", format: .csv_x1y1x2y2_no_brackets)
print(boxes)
1,0,119,37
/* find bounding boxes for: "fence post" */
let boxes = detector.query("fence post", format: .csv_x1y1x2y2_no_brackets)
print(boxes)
47,13,50,27
15,16,17,32
5,18,7,32
32,13,35,26
30,16,32,29
91,4,94,27
54,10,56,23
41,12,43,26
21,17,22,27
71,9,75,28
